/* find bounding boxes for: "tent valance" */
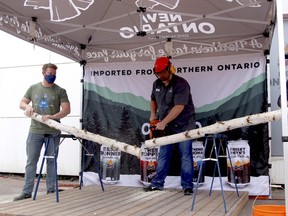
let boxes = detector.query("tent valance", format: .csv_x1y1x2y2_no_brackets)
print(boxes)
0,0,276,63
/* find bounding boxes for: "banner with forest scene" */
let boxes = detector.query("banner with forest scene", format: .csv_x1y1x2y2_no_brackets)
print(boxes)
82,53,268,181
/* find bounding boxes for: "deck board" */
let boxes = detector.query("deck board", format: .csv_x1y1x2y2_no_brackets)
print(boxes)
0,185,248,216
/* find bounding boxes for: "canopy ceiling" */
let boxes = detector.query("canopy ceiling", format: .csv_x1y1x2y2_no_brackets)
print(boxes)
0,0,276,63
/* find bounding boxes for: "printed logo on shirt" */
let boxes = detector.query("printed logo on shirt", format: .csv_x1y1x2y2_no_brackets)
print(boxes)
37,94,49,112
34,93,55,114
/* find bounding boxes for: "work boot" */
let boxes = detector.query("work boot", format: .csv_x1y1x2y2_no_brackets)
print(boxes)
143,185,161,192
13,192,32,201
184,188,193,195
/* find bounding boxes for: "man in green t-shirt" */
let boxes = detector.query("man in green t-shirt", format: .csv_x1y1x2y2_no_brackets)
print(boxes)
14,63,71,201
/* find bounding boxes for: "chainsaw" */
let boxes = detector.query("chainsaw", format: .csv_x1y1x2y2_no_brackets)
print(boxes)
149,119,166,139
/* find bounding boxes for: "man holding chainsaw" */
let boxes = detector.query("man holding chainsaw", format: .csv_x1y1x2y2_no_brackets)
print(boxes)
144,56,195,195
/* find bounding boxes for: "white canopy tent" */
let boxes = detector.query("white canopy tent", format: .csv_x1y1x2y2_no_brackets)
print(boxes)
0,0,287,212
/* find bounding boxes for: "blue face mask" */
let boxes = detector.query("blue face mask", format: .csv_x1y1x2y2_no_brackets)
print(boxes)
45,75,56,84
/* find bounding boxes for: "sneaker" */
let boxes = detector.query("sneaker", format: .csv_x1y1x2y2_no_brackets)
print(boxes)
184,188,193,195
47,191,54,194
143,185,161,192
13,193,32,201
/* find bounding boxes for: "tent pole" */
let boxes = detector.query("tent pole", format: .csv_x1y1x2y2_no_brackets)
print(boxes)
276,0,288,214
79,56,86,178
266,54,272,199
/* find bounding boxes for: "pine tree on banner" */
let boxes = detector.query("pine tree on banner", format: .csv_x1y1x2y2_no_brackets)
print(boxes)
82,111,104,172
117,107,137,174
130,127,145,174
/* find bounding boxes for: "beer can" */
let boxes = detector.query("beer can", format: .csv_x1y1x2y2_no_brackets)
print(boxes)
140,142,159,186
192,141,205,184
100,145,121,184
227,140,250,187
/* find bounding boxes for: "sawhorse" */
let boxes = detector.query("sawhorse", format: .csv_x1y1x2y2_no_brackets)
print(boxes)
33,134,104,203
79,140,104,191
52,134,104,191
33,134,60,202
191,134,239,213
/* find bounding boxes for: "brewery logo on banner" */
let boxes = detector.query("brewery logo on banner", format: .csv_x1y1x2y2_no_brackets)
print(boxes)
227,140,250,187
140,142,160,185
192,141,205,184
100,145,121,184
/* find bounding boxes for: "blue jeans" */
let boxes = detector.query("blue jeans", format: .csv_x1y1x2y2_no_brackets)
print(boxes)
151,139,194,189
22,133,60,195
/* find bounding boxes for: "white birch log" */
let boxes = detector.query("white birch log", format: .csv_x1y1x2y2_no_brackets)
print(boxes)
29,113,142,158
145,109,282,148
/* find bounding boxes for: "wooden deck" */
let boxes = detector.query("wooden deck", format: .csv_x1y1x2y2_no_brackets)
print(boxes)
0,185,248,216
